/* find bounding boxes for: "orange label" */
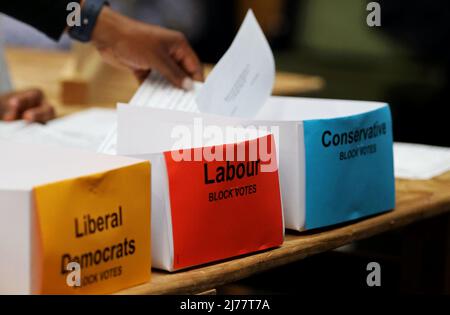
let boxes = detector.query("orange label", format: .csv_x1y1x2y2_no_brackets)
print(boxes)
164,134,283,270
33,162,151,294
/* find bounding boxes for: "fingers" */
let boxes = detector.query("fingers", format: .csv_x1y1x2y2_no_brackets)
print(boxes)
0,89,55,123
93,14,204,90
172,40,204,82
151,31,203,89
3,89,44,121
133,69,151,83
22,102,55,123
157,51,195,90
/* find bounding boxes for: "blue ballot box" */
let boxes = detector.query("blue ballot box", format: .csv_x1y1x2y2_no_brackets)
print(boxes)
253,96,396,231
303,104,395,229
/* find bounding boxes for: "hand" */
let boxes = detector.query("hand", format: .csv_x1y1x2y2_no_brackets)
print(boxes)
0,89,55,123
91,7,204,89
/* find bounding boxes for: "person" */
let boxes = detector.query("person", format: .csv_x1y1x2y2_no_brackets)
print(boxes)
0,89,55,123
0,0,203,123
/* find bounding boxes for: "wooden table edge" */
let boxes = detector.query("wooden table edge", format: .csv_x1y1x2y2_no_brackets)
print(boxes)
117,175,450,295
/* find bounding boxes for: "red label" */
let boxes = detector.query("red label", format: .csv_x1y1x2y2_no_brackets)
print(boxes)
164,134,284,270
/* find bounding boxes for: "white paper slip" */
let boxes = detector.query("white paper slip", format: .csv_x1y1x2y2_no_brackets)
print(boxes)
4,123,94,149
48,108,116,139
117,104,255,155
48,108,116,149
97,73,202,154
98,9,274,153
394,142,450,180
0,120,29,137
131,72,201,111
196,10,275,118
1,108,116,151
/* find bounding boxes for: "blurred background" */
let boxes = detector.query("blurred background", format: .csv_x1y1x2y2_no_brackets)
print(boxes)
1,0,449,294
2,0,448,146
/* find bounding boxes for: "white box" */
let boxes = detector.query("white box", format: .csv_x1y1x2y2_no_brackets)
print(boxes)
253,96,395,230
117,105,285,271
0,140,151,294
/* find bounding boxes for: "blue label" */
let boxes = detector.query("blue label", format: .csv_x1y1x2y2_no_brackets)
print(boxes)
303,105,395,229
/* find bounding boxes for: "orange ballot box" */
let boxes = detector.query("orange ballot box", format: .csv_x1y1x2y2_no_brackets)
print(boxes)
0,140,150,294
117,105,284,271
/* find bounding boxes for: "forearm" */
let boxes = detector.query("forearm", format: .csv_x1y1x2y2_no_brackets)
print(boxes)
0,0,203,88
91,5,124,49
0,0,80,40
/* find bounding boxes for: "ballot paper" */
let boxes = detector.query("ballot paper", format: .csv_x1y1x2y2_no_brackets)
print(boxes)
126,10,273,118
97,73,201,154
0,120,29,137
2,123,97,149
394,142,450,180
48,108,116,144
98,9,273,154
195,10,275,118
130,72,201,110
0,108,116,151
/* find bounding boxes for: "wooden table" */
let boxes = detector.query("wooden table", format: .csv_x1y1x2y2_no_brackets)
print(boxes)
114,172,450,294
4,46,450,294
4,46,324,118
5,47,139,117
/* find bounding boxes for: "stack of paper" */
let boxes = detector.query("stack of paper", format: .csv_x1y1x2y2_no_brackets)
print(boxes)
0,108,116,151
394,142,450,180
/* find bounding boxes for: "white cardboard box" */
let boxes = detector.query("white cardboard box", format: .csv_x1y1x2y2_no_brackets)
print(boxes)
252,96,395,230
0,140,151,294
117,105,285,271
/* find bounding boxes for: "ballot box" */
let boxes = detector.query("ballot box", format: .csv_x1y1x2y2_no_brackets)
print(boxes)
252,97,395,230
0,140,150,294
116,105,284,271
